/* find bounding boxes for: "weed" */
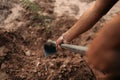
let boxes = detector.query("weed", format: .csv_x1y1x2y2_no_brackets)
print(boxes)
20,0,54,34
20,0,40,13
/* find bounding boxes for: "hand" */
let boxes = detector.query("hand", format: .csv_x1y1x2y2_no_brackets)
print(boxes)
56,36,64,50
56,34,68,50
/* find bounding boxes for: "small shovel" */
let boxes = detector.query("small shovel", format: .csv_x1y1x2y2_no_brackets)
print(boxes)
44,40,88,56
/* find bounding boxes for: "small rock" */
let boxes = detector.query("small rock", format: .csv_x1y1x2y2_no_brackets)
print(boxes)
36,61,40,67
25,50,31,56
49,62,54,67
31,52,36,56
0,46,8,57
1,63,6,69
61,64,66,68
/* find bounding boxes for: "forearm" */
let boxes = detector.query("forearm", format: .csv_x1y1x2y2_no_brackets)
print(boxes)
64,4,101,42
63,0,118,42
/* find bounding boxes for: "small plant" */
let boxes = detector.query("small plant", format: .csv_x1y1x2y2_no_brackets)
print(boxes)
20,0,54,34
20,0,40,13
30,13,53,27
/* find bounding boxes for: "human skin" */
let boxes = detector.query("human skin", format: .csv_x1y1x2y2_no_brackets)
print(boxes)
87,14,120,76
56,0,119,76
56,0,118,45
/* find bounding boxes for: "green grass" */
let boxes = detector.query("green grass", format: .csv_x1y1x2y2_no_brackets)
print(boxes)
20,0,54,34
20,0,40,13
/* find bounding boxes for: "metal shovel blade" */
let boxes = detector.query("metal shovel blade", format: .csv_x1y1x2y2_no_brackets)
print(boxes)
44,41,57,56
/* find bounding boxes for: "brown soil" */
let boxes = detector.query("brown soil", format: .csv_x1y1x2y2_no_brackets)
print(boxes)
0,0,107,80
0,15,96,80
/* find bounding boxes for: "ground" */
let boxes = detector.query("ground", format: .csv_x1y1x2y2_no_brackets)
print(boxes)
0,0,120,80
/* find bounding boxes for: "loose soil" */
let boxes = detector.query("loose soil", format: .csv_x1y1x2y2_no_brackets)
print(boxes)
1,0,120,80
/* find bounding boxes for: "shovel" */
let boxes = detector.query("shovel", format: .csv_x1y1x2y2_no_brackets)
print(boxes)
44,40,88,56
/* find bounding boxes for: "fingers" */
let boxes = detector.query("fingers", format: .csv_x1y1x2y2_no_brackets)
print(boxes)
56,36,64,50
56,34,69,50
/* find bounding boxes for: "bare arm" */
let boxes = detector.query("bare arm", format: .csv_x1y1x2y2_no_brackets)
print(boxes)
62,0,118,42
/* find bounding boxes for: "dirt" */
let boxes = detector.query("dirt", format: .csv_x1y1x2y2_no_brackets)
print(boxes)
0,18,95,80
0,0,120,80
54,0,120,19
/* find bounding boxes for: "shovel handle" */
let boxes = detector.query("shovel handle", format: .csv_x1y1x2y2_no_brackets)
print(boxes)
47,40,88,55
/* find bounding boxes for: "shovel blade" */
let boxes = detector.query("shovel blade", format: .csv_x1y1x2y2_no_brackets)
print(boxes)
44,42,57,56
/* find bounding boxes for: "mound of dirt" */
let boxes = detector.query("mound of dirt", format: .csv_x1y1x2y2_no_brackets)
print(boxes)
45,54,95,80
0,20,95,80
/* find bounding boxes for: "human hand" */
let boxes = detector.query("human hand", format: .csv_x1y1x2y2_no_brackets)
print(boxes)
56,34,68,50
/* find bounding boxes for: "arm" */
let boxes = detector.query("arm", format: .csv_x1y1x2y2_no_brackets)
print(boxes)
62,0,118,42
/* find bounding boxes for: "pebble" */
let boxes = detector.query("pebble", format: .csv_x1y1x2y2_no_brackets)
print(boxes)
25,50,31,56
0,46,8,57
1,63,6,69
